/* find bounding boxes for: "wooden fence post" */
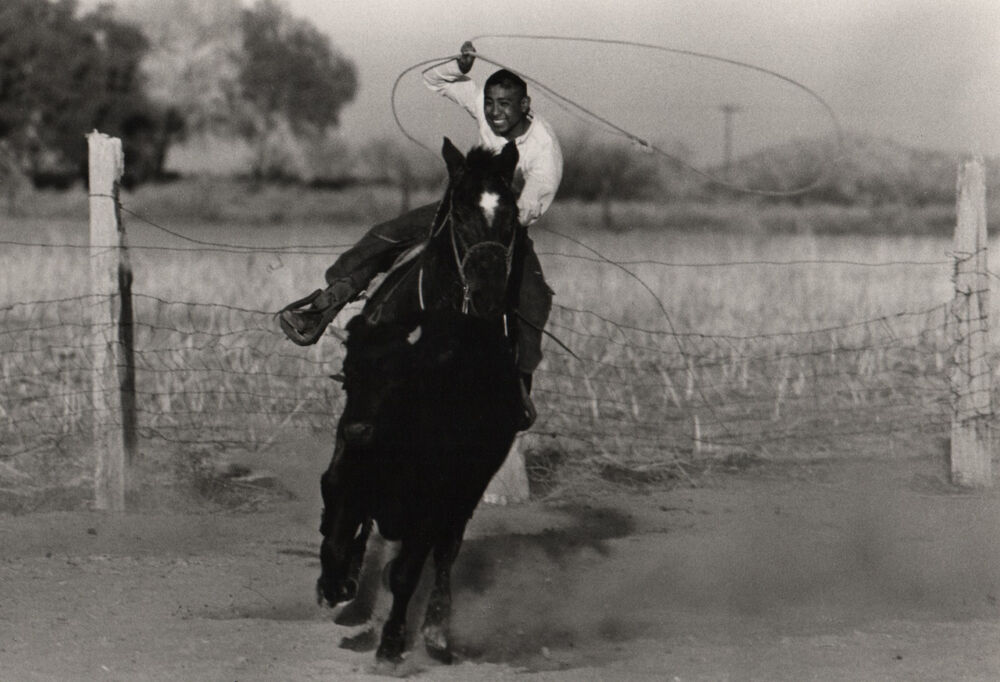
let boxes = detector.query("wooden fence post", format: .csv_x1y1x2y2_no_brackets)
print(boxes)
949,157,993,488
88,131,136,510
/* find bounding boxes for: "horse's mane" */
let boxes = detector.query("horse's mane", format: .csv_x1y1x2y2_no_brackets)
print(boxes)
464,145,501,172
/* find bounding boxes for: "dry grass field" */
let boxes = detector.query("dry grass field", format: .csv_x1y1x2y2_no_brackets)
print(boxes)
2,181,998,680
0,179,989,502
1,180,971,318
0,189,965,514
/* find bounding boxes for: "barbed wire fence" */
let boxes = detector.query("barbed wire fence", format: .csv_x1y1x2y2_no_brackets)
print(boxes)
0,136,992,510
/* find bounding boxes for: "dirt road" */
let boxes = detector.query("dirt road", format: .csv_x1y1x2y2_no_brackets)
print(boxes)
2,437,999,680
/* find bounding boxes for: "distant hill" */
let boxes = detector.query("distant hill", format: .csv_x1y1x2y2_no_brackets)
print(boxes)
722,133,998,205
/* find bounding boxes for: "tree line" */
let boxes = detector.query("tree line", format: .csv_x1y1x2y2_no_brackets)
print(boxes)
356,130,993,213
0,0,357,188
2,0,988,210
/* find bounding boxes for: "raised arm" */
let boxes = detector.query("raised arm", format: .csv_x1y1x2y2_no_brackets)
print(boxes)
423,41,479,116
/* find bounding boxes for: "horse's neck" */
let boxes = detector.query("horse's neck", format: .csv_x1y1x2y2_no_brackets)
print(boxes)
419,236,464,314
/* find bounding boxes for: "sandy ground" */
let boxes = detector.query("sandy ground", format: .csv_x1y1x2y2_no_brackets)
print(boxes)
2,435,999,681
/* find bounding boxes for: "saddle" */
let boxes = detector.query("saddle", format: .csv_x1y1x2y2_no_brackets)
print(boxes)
360,241,427,325
278,241,428,346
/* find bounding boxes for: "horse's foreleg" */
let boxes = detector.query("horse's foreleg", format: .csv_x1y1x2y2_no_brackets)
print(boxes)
335,533,390,652
317,435,366,606
377,538,432,664
335,532,387,628
421,526,466,664
318,504,366,606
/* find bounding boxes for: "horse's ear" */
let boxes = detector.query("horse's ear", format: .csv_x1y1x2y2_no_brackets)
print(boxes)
441,137,465,178
495,141,519,183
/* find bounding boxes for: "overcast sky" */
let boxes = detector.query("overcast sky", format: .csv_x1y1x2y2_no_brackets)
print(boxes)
280,0,999,163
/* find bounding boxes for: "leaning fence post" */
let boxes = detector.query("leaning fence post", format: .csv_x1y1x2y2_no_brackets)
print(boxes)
88,131,136,510
949,157,993,488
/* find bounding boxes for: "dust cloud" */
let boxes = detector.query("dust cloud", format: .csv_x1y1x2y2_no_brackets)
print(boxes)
435,465,1000,669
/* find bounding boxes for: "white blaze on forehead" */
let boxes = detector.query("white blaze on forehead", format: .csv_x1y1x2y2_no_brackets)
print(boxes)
479,191,500,225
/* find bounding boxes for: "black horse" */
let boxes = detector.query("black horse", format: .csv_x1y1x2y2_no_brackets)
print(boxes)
317,138,525,664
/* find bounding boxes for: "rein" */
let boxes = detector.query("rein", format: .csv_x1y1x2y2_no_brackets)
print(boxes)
420,185,519,317
449,218,518,315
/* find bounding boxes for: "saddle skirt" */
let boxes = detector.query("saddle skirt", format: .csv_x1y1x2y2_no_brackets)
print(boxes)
361,240,427,324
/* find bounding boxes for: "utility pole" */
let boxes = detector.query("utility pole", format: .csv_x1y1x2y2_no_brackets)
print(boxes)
719,103,743,180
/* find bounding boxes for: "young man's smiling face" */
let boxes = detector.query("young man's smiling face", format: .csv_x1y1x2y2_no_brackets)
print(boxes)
484,83,530,140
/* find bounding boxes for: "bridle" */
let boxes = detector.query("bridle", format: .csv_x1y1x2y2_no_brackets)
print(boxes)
421,184,519,317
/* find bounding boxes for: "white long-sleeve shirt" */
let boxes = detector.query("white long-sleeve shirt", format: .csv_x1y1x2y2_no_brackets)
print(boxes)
424,62,563,226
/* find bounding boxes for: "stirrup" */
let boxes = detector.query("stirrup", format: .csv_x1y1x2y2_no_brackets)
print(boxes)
278,289,340,346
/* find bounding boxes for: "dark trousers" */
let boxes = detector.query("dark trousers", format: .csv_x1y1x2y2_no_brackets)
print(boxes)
325,203,552,374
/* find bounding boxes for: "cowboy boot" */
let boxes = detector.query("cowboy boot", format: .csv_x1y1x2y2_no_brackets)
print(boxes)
279,279,355,345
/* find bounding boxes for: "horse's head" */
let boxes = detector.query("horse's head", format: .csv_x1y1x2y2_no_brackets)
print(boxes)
439,137,520,319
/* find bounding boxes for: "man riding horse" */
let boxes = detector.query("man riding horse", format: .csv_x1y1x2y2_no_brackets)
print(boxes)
280,40,563,431
319,139,529,664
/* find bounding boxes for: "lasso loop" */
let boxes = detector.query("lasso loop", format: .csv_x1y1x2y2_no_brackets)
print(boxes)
389,35,844,456
391,35,846,198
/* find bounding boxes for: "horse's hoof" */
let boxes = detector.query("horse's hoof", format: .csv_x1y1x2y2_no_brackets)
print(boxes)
334,593,372,626
375,644,404,666
335,570,376,626
424,642,454,664
372,657,403,677
316,575,358,608
423,625,454,664
339,626,377,652
376,629,406,666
